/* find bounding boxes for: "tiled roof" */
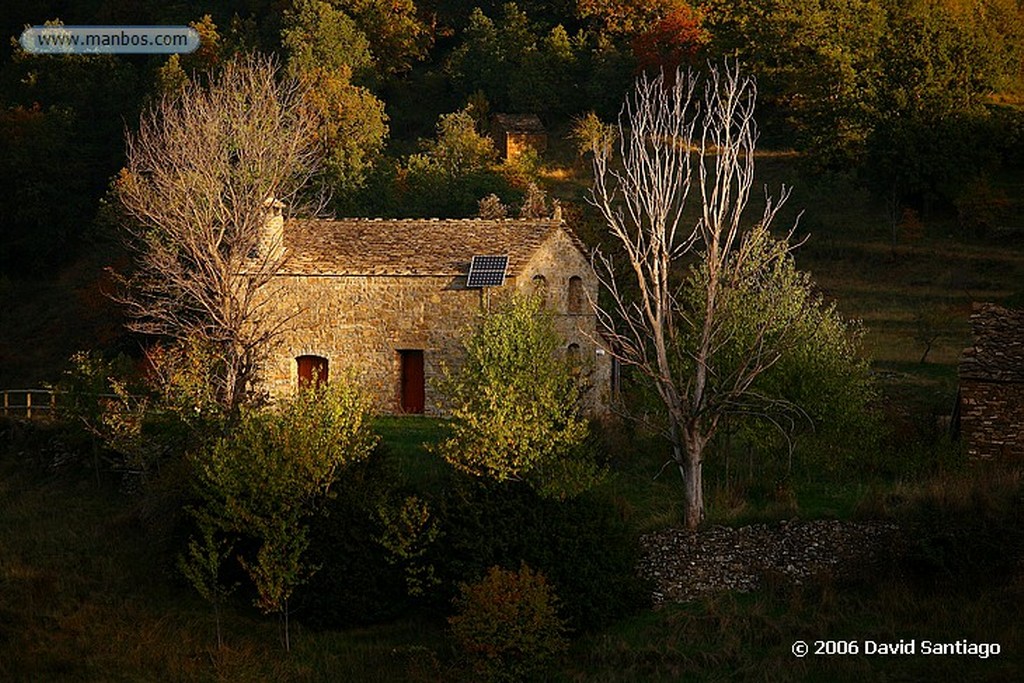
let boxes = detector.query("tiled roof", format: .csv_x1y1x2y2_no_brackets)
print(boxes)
279,217,574,276
491,113,546,133
960,303,1024,382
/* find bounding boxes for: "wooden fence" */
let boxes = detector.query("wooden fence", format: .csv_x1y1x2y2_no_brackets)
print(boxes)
1,389,58,420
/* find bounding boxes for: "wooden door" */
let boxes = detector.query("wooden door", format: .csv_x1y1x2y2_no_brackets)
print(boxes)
400,350,425,413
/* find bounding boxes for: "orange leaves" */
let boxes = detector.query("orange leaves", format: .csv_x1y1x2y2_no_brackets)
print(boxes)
632,3,711,75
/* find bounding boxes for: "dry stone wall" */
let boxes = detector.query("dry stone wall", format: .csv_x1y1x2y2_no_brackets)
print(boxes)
264,227,612,414
959,380,1024,460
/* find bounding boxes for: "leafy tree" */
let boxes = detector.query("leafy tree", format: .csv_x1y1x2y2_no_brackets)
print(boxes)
589,65,870,529
339,0,434,76
281,0,374,84
862,0,1018,211
631,2,709,75
154,55,188,97
704,0,887,162
576,0,685,36
1,19,141,273
399,107,507,216
178,510,237,649
434,293,601,500
188,380,378,650
447,3,585,115
182,14,224,74
571,110,617,159
682,225,876,475
0,104,92,271
418,107,498,176
282,0,389,207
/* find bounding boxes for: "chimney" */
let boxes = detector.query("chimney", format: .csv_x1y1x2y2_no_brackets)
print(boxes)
261,196,285,259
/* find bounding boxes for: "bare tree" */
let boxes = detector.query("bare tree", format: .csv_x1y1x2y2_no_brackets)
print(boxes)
589,63,800,530
115,54,326,412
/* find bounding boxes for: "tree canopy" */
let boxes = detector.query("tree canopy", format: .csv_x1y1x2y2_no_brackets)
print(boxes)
434,293,602,500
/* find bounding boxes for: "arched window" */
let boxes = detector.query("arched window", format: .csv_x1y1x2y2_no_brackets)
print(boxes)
532,274,547,290
568,276,584,313
567,343,581,362
296,355,328,390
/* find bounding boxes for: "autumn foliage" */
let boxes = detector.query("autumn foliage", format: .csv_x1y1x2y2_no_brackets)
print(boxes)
632,3,710,75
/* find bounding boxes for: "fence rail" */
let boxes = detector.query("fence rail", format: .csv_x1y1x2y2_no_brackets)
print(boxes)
1,389,58,420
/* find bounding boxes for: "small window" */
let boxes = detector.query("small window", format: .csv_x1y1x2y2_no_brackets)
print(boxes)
296,355,328,390
567,343,581,362
532,274,547,289
568,276,585,313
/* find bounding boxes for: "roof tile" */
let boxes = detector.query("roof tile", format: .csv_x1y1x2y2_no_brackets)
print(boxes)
279,217,568,276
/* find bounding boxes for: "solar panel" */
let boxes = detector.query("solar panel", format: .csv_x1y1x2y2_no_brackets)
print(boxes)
466,254,509,288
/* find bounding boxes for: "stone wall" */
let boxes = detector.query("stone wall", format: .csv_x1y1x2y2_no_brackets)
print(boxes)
519,227,612,409
959,380,1024,460
264,227,611,415
503,132,547,162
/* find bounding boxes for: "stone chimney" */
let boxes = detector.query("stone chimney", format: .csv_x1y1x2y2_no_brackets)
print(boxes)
261,196,285,259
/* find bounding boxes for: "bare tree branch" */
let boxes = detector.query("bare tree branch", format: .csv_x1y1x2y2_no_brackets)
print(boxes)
114,54,326,411
587,62,799,530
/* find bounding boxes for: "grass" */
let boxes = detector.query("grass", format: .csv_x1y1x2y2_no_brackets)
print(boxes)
565,578,1024,682
372,415,450,491
3,414,1023,681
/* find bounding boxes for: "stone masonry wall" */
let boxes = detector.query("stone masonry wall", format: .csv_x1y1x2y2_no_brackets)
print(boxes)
959,380,1024,459
265,228,611,415
519,228,612,411
267,274,480,415
504,132,547,162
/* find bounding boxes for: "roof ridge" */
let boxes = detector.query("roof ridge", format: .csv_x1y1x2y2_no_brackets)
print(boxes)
294,216,562,223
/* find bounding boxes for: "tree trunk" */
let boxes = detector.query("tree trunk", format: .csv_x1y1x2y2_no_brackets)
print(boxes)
677,447,704,531
673,420,706,531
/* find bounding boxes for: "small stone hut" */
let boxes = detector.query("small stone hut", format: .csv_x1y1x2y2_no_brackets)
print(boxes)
956,303,1024,459
490,113,547,162
263,216,611,415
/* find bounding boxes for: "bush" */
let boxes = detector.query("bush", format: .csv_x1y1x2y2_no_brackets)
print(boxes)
295,451,412,628
448,564,568,683
432,478,650,632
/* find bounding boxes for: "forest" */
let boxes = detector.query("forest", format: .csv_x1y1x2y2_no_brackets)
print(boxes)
2,1,1024,681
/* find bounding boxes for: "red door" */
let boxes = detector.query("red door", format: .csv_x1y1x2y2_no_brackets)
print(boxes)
400,350,425,413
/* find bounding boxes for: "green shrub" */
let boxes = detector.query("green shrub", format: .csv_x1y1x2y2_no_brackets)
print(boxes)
295,452,411,627
448,564,568,682
185,380,378,648
432,478,650,632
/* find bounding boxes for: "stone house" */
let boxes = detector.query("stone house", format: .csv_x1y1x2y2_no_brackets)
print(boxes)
261,213,612,415
956,303,1024,459
490,113,547,162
